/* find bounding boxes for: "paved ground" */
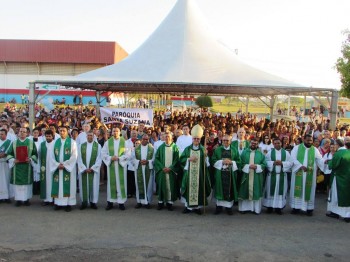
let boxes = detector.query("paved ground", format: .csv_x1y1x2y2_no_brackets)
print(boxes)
0,185,349,262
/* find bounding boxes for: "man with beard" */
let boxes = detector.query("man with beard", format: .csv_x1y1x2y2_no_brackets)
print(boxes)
263,138,292,214
38,130,55,206
132,134,154,209
180,125,211,215
7,127,38,206
154,131,180,211
326,139,350,223
238,137,266,214
290,134,324,216
211,134,240,215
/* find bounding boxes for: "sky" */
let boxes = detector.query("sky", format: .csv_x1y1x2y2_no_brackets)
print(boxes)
0,0,349,89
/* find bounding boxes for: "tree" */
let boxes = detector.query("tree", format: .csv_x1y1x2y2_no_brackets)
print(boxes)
336,30,350,98
195,96,213,109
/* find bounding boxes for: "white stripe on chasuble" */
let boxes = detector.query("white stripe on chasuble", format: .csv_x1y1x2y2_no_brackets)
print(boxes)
249,150,255,200
164,146,173,201
189,150,200,206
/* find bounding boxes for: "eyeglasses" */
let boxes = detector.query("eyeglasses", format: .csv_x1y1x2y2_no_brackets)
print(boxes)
222,139,230,142
193,138,200,140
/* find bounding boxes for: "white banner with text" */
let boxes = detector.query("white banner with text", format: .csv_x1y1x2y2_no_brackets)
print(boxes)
100,107,153,126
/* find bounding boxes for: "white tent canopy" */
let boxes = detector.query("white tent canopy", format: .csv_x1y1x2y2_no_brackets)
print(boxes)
35,0,334,96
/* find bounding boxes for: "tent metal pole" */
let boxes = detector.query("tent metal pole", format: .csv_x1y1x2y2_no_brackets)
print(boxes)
95,91,101,119
28,82,35,131
269,96,275,123
245,97,249,113
329,91,339,130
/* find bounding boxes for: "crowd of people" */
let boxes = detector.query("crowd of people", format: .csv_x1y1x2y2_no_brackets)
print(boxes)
0,103,350,222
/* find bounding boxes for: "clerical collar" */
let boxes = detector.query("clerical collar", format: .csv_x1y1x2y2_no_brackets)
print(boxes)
224,146,230,150
165,143,172,147
193,145,199,150
19,138,27,142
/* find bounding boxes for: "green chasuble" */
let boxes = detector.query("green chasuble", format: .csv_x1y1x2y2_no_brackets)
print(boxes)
211,145,241,202
238,148,266,201
294,144,315,201
6,138,38,185
328,149,350,207
107,137,126,199
135,144,154,200
154,143,180,202
52,138,72,198
180,144,211,207
81,141,99,202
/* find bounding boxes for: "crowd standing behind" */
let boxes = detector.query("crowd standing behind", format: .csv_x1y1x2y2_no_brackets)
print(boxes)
0,103,350,223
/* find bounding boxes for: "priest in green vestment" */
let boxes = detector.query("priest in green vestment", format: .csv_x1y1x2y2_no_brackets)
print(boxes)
180,125,211,215
38,129,55,205
50,126,78,212
154,131,180,211
132,134,154,208
77,130,102,210
101,127,130,211
238,137,266,214
263,137,292,214
0,128,12,202
326,141,350,223
6,127,38,206
290,134,323,216
211,134,241,215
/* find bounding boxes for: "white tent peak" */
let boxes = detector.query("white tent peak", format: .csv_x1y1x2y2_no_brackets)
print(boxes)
75,0,303,88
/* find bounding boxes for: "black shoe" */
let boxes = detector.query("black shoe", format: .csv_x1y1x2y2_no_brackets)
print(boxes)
24,200,30,206
194,209,202,215
90,203,98,210
119,204,125,211
291,208,300,214
145,204,151,209
275,208,283,215
344,218,350,223
266,207,273,214
306,210,313,217
226,207,233,216
214,206,222,215
65,205,72,212
41,201,50,206
54,205,61,211
105,202,113,211
157,203,164,210
80,202,87,210
135,203,142,209
166,203,173,211
239,211,247,214
5,199,11,204
182,208,191,214
326,212,339,219
15,201,22,207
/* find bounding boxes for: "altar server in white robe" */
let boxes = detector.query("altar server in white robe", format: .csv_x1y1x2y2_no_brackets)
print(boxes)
77,130,102,210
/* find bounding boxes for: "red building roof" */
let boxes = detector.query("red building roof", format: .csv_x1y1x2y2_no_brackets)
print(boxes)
0,39,128,64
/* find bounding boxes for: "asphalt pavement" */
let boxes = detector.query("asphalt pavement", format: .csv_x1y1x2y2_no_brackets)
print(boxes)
0,185,349,262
